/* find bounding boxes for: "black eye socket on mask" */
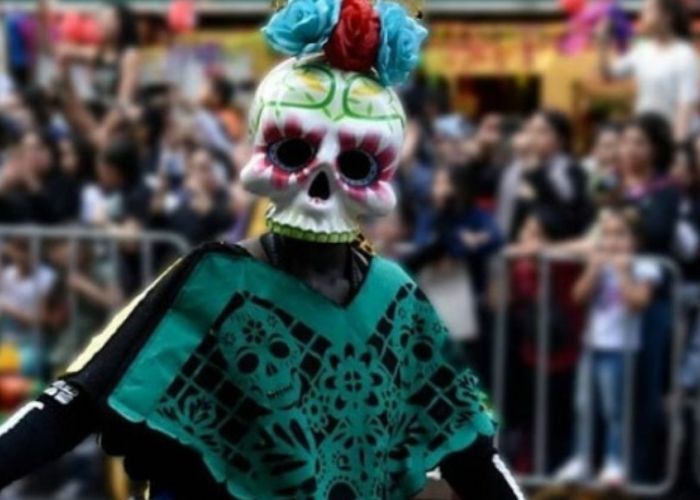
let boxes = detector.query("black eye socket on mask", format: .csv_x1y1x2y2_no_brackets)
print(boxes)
268,138,316,172
337,149,379,187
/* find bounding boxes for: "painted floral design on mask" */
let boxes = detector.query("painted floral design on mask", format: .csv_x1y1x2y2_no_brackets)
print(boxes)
241,56,406,242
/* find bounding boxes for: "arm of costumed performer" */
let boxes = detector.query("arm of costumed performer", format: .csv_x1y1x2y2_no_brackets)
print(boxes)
441,438,525,499
0,382,98,489
0,251,195,490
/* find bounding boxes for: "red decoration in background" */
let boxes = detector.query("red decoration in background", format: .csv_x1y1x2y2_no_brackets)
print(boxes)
168,0,197,34
59,12,102,45
559,0,587,16
324,0,380,73
0,376,33,411
79,16,102,45
60,11,82,43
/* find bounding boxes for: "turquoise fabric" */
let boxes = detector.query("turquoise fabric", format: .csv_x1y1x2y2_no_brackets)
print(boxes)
107,248,495,499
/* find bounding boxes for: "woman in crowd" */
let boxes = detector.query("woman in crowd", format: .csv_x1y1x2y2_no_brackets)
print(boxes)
512,110,593,241
150,146,233,245
598,0,700,142
618,113,680,257
37,0,141,111
617,112,680,479
66,2,140,108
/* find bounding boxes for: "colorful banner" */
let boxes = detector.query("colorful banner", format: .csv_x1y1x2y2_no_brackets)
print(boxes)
424,21,567,76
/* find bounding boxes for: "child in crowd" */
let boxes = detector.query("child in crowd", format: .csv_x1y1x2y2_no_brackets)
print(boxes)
0,237,57,378
556,207,661,485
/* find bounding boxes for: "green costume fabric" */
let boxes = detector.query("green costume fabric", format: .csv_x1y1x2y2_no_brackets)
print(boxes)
105,245,495,499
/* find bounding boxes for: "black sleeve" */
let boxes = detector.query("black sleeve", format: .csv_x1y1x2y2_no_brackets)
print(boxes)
440,437,525,500
64,242,247,403
0,382,98,490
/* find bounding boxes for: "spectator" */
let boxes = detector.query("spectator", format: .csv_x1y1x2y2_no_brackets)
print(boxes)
151,146,233,244
80,135,149,228
584,124,622,206
496,211,552,470
618,113,680,257
190,75,240,166
200,74,246,144
0,129,55,224
44,239,121,368
496,124,537,239
598,0,700,142
395,113,470,240
0,238,56,377
497,209,588,472
557,207,661,485
41,136,93,223
672,138,700,285
408,164,502,368
469,113,508,211
59,2,141,108
675,136,700,395
512,110,593,241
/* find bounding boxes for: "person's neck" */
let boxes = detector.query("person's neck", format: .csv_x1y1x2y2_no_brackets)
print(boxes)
275,235,350,280
622,167,653,192
654,31,675,46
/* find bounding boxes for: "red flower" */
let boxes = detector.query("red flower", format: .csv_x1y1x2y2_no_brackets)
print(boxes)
323,0,380,73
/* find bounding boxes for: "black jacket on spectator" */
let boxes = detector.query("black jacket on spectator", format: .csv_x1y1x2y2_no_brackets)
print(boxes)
625,181,681,257
513,156,593,241
0,188,55,224
151,189,233,245
43,170,82,223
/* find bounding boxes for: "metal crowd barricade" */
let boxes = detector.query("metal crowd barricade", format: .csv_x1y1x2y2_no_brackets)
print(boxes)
0,225,190,376
0,225,191,500
685,290,700,490
491,251,685,497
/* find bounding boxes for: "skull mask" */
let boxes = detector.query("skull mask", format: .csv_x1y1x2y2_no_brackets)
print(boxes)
241,56,406,243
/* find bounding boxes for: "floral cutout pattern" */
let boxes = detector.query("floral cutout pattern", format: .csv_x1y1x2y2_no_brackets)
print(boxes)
152,286,495,499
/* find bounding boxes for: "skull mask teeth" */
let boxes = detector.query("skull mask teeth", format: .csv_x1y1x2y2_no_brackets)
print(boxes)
241,57,406,243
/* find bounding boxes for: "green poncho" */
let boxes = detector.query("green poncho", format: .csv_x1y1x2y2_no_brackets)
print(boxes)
67,243,495,499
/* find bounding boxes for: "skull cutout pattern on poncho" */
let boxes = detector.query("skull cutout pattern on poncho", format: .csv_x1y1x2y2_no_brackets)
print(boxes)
219,303,302,410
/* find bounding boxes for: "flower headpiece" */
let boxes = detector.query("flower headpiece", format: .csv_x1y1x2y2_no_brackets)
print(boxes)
263,0,428,87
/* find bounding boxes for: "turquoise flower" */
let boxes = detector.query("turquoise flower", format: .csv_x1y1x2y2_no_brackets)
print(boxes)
262,0,341,56
375,2,428,87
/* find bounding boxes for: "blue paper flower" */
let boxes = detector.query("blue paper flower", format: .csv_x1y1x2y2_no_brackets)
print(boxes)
262,0,342,57
375,2,428,87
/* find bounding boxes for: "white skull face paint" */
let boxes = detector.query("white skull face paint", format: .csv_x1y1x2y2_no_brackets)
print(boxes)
241,56,406,243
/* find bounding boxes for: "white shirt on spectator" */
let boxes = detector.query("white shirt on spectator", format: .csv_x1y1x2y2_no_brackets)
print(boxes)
81,184,124,225
418,261,478,341
0,264,56,338
0,265,55,313
611,39,700,124
586,258,662,351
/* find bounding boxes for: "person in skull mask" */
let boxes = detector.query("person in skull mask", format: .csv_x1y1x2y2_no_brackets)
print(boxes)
0,1,524,498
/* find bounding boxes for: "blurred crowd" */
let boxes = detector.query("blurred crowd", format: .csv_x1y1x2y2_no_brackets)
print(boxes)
1,0,700,497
